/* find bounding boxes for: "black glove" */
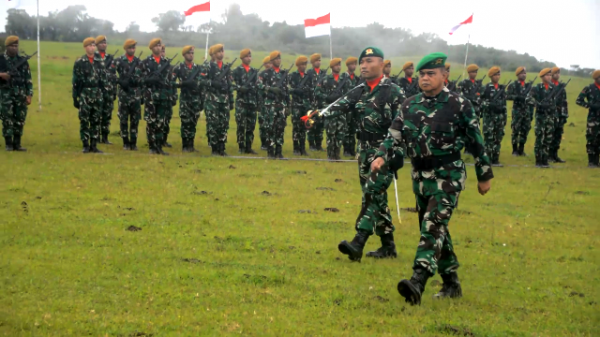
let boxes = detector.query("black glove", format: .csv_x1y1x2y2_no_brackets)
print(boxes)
73,98,80,109
269,87,282,96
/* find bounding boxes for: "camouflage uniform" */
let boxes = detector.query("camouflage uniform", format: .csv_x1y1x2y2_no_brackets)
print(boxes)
306,68,325,150
457,78,483,120
527,83,557,165
575,83,600,166
381,87,493,276
550,80,569,161
343,72,361,156
231,65,259,153
72,53,110,150
0,52,33,150
258,67,290,158
288,70,313,155
164,68,178,147
506,80,534,154
96,51,118,142
398,76,421,99
173,62,204,150
113,54,143,149
479,82,508,163
315,72,352,159
201,61,235,154
140,55,176,154
257,68,268,149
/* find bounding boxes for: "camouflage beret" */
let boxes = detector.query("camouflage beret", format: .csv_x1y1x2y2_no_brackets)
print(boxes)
95,35,107,45
310,53,321,63
515,66,526,76
123,39,137,50
445,63,451,70
83,37,96,48
402,61,414,71
148,38,162,49
211,44,224,54
295,55,308,66
239,48,251,59
551,66,560,75
182,45,194,56
467,64,479,73
593,70,600,80
345,57,358,66
488,66,501,77
539,68,552,77
5,35,19,47
383,60,391,67
269,50,281,61
415,52,447,72
330,58,342,68
359,47,384,64
262,56,271,65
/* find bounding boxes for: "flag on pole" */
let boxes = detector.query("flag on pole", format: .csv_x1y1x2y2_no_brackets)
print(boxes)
449,14,473,35
183,1,211,29
184,1,210,16
304,13,330,38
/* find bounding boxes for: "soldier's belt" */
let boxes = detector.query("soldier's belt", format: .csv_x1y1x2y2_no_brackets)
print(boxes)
411,152,461,171
358,131,385,143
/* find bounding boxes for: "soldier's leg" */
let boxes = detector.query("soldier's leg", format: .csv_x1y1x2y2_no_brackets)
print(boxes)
89,98,103,153
325,118,334,159
258,108,266,149
235,100,245,151
315,118,325,151
291,106,301,154
179,100,192,151
144,99,157,152
511,109,520,147
163,105,173,147
534,113,543,163
263,105,276,157
2,97,15,149
245,105,257,153
101,95,114,142
78,102,91,151
218,103,230,153
154,103,167,154
118,99,129,147
482,111,494,158
206,102,219,151
274,107,286,158
543,114,554,164
130,101,141,150
11,100,27,151
190,102,201,151
587,112,600,165
356,150,394,235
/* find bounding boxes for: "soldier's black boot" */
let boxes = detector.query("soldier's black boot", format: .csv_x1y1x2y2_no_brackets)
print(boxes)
518,143,526,156
149,141,159,154
267,145,276,159
338,230,370,262
300,141,308,156
553,150,566,163
4,136,13,151
293,141,300,155
397,268,430,306
433,272,463,300
13,136,26,151
220,142,228,156
183,139,193,152
104,133,113,145
316,140,324,152
130,138,138,151
309,139,316,151
541,155,550,168
91,139,103,154
82,140,90,153
366,233,397,259
239,143,245,154
260,137,267,151
163,135,172,148
123,137,130,150
245,142,257,155
588,154,599,168
512,144,518,156
157,144,169,156
276,145,285,159
211,144,219,156
191,138,199,152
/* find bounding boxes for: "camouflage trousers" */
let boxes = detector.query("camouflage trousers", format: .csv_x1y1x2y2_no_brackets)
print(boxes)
179,99,201,140
258,107,266,146
586,111,600,155
165,104,174,141
343,111,358,154
1,93,28,138
291,104,309,146
144,99,169,149
307,116,324,146
205,101,230,146
412,161,466,276
325,114,346,158
511,106,533,146
235,102,257,148
482,109,507,162
263,104,287,147
100,92,115,137
534,111,555,161
355,143,395,236
550,113,568,153
78,90,103,142
117,98,141,141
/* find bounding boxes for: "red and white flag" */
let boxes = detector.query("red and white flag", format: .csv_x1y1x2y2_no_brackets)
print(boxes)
449,14,473,35
184,1,210,16
304,13,330,38
183,1,211,26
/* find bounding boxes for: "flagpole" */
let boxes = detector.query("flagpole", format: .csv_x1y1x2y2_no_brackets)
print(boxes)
36,0,41,112
204,19,211,60
461,33,470,82
328,24,333,60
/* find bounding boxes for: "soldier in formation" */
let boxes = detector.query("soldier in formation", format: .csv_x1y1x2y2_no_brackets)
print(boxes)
527,68,556,168
161,44,177,149
506,66,533,156
576,70,600,167
0,35,33,152
343,57,360,157
479,66,508,166
550,67,568,163
173,45,203,152
306,53,325,151
288,55,311,156
397,61,420,98
258,56,272,150
232,48,260,154
94,35,117,145
383,60,392,79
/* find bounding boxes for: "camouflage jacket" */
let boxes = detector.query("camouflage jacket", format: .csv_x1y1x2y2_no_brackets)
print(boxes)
258,67,290,106
306,68,327,105
0,52,33,97
479,82,508,113
527,83,557,114
288,71,313,107
95,51,118,97
200,61,234,106
378,87,494,182
327,77,404,143
72,54,110,100
113,54,143,103
346,72,360,87
314,73,352,114
140,55,177,103
552,80,569,117
576,83,600,112
173,62,203,103
457,78,483,107
398,77,420,99
231,65,259,105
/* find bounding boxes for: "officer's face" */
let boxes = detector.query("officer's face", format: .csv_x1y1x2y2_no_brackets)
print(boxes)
214,50,224,61
383,64,391,75
491,72,501,83
85,43,96,56
272,57,281,68
552,72,560,81
242,54,252,65
151,44,162,56
297,63,307,73
332,64,341,73
360,57,384,81
264,62,272,70
419,68,445,94
312,60,321,68
405,66,414,78
184,50,194,62
542,73,552,84
517,72,527,81
6,43,18,56
468,71,477,80
97,41,107,52
347,63,357,73
126,46,136,57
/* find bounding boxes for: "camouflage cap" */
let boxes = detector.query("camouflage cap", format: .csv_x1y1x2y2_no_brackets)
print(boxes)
488,66,501,77
358,46,384,64
593,70,600,80
467,64,479,72
402,61,414,71
415,52,447,72
515,66,526,76
539,68,551,77
95,35,107,45
295,55,308,66
83,37,95,48
5,35,18,46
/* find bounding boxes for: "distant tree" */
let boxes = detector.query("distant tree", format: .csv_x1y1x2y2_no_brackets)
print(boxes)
151,11,186,33
126,22,141,34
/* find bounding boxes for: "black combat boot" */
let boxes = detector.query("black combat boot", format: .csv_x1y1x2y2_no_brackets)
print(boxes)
518,143,526,156
512,144,518,156
293,141,300,155
123,137,130,150
239,143,246,154
316,140,324,152
163,135,172,148
276,145,285,159
91,139,103,154
211,144,219,156
541,155,550,168
82,140,90,154
13,136,26,151
4,136,13,151
492,155,503,167
338,230,370,262
157,144,169,156
191,138,199,152
260,137,267,151
433,272,463,300
246,142,257,155
588,154,599,168
130,138,138,151
366,233,397,259
220,143,228,156
183,139,193,153
300,141,308,156
309,139,316,151
267,145,276,159
397,267,430,306
553,150,566,163
103,133,113,145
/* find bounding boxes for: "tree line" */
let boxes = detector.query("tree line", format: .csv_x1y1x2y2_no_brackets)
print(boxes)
3,4,596,77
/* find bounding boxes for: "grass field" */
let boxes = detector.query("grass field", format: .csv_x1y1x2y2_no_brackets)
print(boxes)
0,41,599,336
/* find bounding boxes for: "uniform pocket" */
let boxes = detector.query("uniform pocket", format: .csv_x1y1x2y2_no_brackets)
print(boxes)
430,122,454,149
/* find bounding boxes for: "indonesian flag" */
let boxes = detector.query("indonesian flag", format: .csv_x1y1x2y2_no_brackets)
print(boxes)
183,1,211,26
449,14,473,35
184,1,209,16
304,13,330,38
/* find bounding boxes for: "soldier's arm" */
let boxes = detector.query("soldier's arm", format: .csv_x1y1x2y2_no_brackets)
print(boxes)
72,61,80,100
24,60,33,97
314,81,326,109
99,61,113,92
575,86,590,108
506,82,516,101
526,86,539,106
375,98,405,168
459,97,494,182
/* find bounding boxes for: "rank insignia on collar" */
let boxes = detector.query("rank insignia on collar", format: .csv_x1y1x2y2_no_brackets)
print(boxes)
366,49,373,55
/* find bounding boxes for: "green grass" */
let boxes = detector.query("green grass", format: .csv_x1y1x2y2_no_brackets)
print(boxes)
0,41,598,336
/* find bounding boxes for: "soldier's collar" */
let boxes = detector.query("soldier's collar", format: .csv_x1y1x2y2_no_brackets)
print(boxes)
416,87,450,103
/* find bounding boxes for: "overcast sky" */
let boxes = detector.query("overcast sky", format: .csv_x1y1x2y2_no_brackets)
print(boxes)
2,0,599,69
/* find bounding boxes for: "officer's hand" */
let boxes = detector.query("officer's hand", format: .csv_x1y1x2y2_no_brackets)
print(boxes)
370,157,385,173
478,179,491,195
26,96,32,106
0,73,10,81
73,98,80,109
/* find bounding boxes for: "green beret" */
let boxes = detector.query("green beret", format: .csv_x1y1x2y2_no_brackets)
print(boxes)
358,46,384,63
416,52,448,72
